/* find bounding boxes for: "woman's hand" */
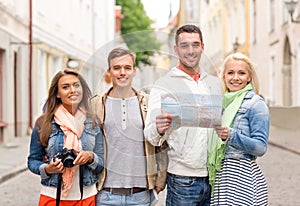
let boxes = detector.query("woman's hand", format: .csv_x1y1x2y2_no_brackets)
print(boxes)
45,158,65,174
214,126,229,141
73,149,94,165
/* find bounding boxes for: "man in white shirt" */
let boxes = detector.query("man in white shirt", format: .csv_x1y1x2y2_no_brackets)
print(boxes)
144,24,222,206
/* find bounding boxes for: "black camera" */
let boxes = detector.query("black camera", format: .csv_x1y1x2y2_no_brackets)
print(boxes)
53,148,77,168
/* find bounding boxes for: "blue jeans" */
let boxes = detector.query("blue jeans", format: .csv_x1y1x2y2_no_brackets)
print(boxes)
166,173,211,206
96,190,150,206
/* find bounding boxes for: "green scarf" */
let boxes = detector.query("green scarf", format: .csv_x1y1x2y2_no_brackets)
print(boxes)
207,84,253,196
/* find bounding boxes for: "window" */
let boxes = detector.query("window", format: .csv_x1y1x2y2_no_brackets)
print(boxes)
270,0,275,32
253,0,257,43
36,0,46,17
233,7,238,40
269,55,276,105
0,49,3,142
226,13,232,51
240,1,245,43
282,0,288,24
297,42,300,105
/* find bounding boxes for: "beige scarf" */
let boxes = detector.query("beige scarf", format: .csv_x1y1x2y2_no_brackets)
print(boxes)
54,104,86,197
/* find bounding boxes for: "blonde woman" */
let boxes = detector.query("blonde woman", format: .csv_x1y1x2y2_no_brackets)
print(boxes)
211,53,270,205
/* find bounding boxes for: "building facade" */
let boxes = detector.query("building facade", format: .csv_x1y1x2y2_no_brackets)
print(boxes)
0,0,30,143
198,0,300,107
0,0,115,144
171,0,300,134
31,0,115,122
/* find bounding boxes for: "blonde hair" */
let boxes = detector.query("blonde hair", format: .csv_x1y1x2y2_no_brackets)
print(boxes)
220,53,259,94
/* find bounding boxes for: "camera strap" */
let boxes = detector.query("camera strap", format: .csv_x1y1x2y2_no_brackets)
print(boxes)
79,165,83,200
55,166,84,206
56,173,62,206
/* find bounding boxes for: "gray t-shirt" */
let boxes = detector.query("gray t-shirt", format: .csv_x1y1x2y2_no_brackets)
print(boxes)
103,96,147,188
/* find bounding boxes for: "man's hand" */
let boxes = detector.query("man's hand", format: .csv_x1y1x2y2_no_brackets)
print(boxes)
155,186,164,194
156,113,174,136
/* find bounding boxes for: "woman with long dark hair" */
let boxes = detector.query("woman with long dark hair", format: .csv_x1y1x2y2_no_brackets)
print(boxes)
28,69,104,206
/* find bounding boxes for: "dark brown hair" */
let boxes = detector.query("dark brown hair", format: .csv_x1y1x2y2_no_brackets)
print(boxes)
175,24,203,45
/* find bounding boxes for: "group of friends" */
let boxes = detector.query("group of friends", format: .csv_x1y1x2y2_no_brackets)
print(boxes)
27,24,270,206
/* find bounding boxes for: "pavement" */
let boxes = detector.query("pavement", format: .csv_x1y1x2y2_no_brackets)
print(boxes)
0,135,30,184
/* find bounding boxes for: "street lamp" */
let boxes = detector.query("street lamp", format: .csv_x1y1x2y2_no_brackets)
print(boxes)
233,37,240,52
66,59,79,69
284,0,300,23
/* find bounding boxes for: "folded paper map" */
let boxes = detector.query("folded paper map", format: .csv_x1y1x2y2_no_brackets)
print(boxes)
161,93,222,128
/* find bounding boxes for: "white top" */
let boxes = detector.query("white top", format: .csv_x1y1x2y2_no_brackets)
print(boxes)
40,166,97,200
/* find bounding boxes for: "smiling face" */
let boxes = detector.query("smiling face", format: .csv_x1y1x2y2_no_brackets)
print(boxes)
224,59,251,92
56,74,83,114
107,54,136,89
174,32,204,73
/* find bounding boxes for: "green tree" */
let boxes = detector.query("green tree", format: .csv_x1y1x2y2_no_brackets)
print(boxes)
116,0,161,67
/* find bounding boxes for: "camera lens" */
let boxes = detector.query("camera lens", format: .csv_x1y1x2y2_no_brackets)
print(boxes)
63,155,75,168
60,148,77,168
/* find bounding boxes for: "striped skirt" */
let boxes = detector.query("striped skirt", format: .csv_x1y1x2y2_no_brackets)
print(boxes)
211,158,268,206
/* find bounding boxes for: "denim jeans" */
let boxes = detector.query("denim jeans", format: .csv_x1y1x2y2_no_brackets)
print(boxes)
96,190,150,206
166,173,211,206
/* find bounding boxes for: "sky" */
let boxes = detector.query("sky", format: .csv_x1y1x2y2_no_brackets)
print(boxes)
141,0,180,28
